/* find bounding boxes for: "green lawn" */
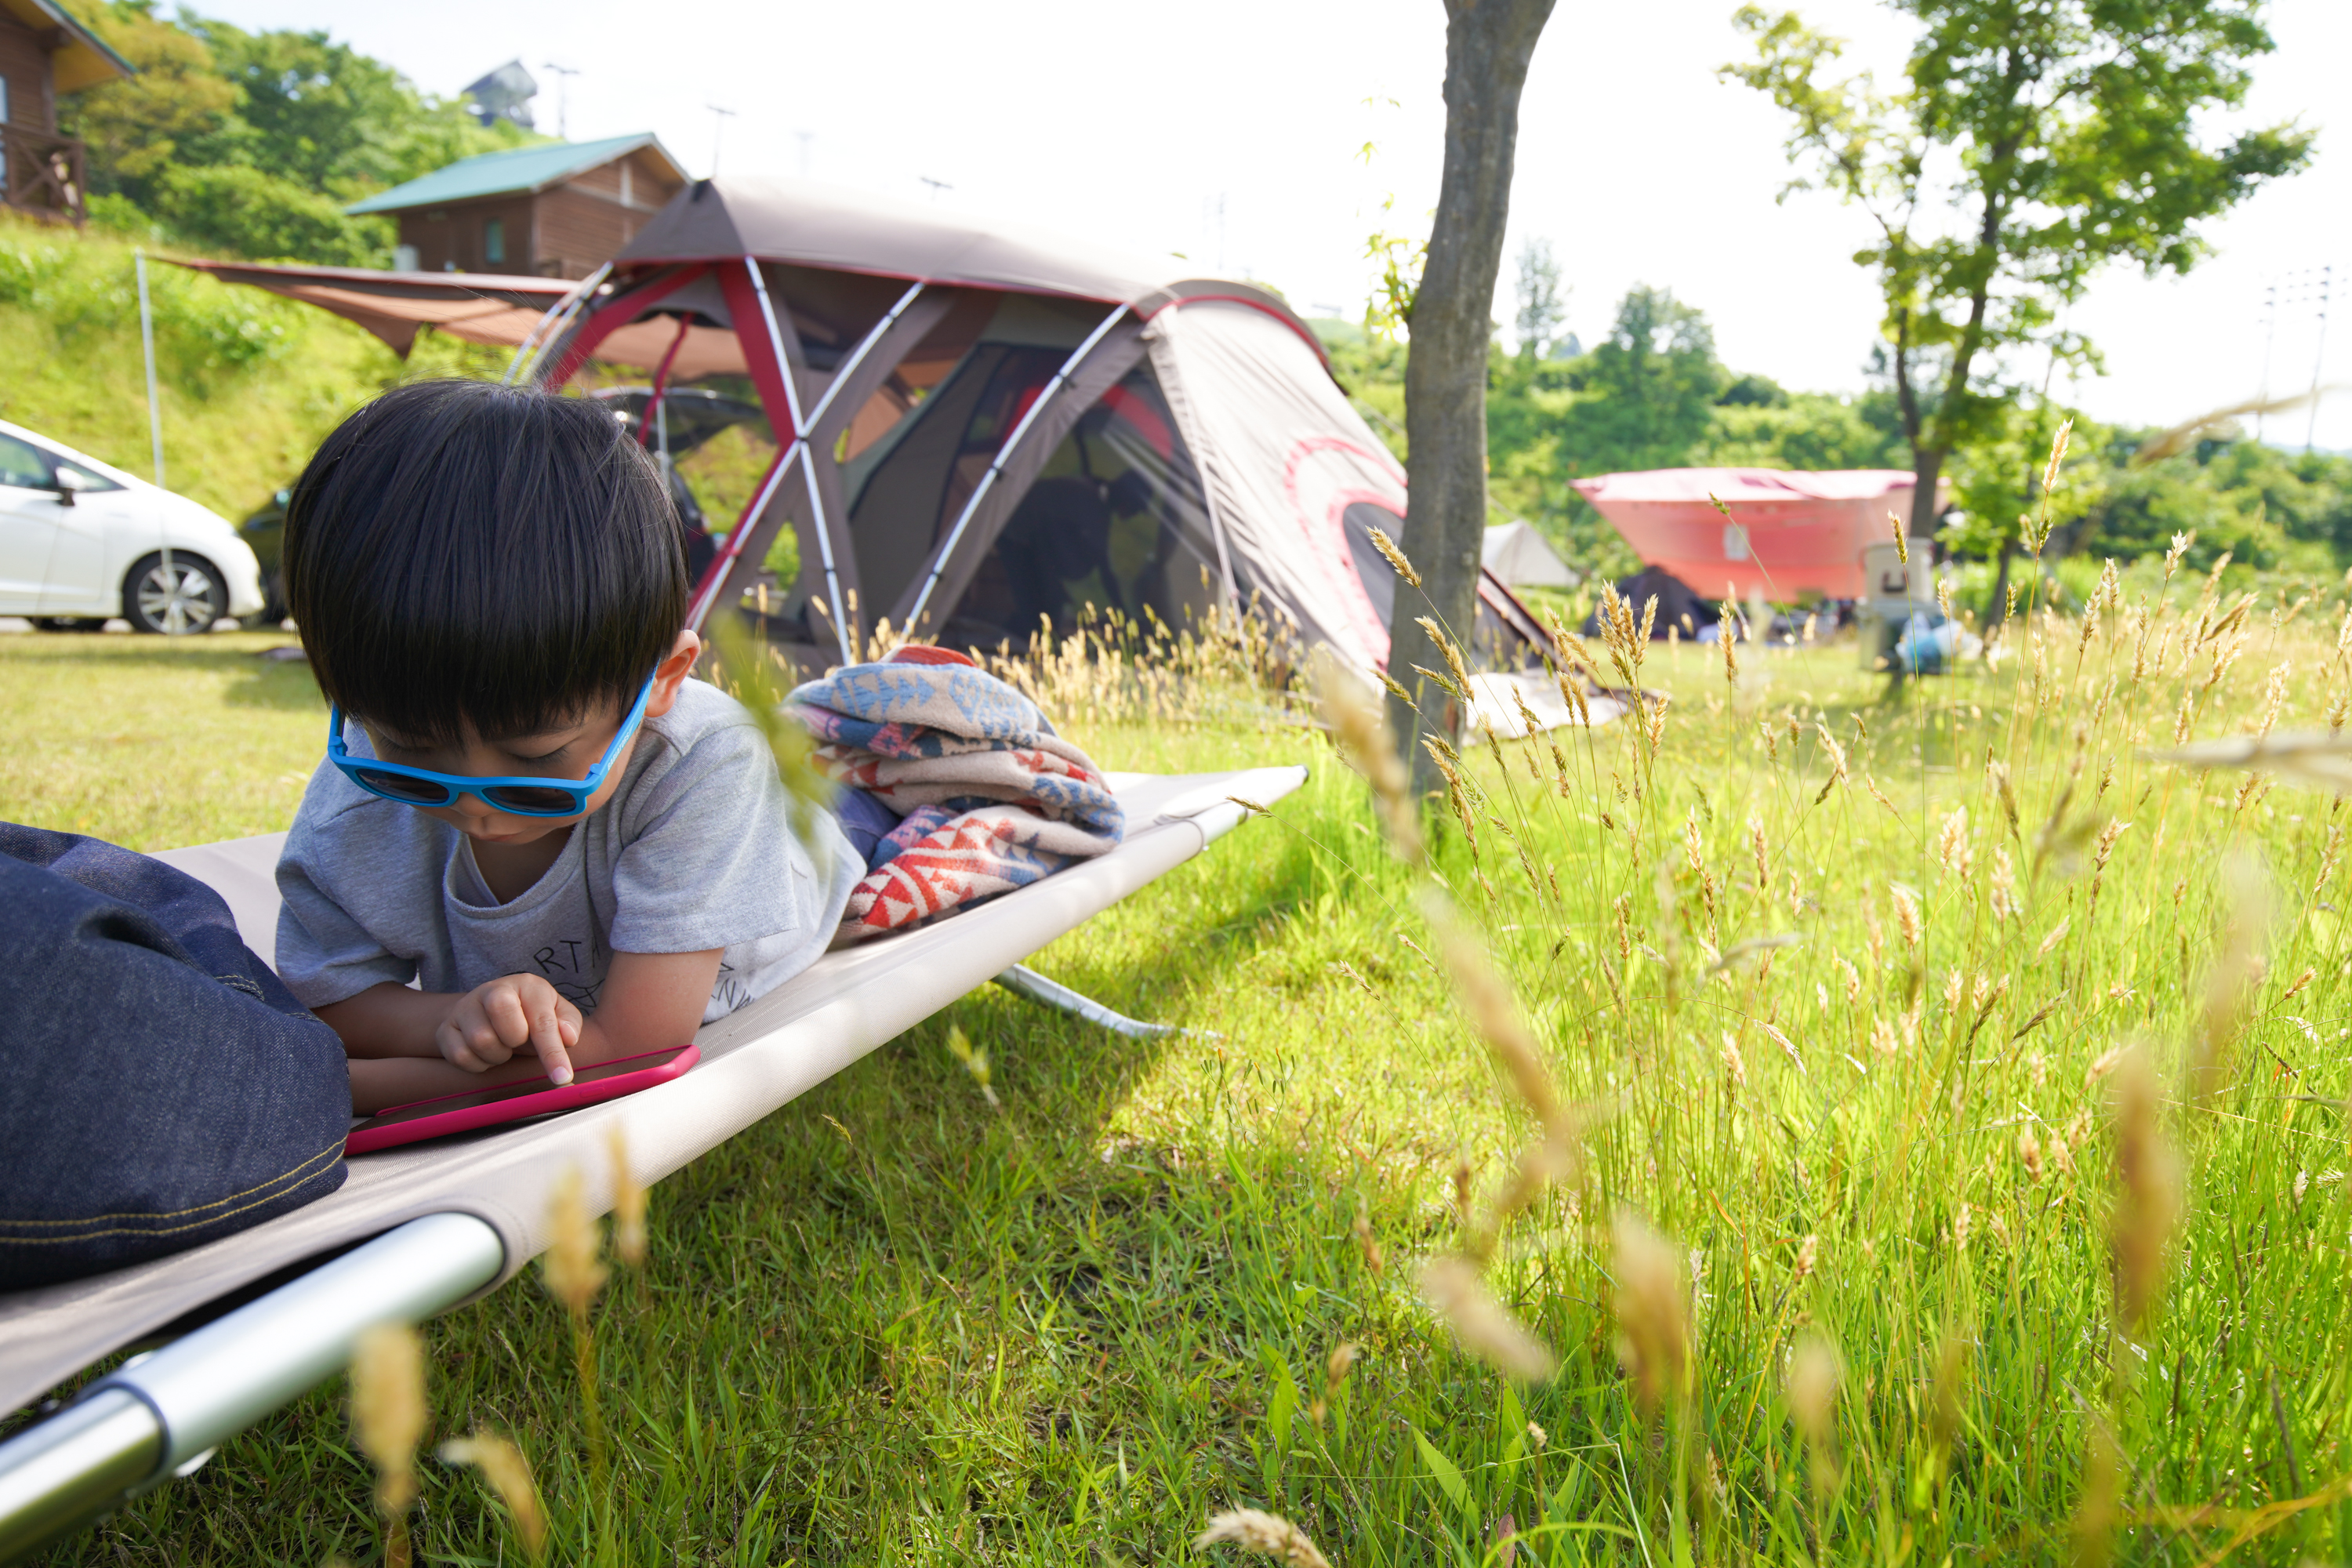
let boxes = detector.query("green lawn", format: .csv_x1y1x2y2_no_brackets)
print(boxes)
6,597,2350,1567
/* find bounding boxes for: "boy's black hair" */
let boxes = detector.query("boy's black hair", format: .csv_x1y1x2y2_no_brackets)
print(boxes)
284,379,688,746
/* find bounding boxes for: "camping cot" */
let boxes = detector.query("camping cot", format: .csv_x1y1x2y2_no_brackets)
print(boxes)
0,764,1305,1558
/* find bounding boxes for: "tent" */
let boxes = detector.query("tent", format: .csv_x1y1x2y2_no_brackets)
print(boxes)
507,176,1547,671
1483,519,1577,588
1572,467,1946,601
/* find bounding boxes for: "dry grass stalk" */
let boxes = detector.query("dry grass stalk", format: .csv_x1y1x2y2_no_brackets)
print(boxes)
2108,1047,2180,1336
1312,651,1422,867
1613,1210,1690,1417
1309,1342,1359,1426
946,1024,1003,1109
350,1323,426,1520
437,1431,547,1562
1352,1199,1385,1279
607,1123,647,1268
1196,1508,1335,1568
1785,1334,1842,1498
1367,526,1421,589
1422,1254,1558,1380
543,1165,608,1319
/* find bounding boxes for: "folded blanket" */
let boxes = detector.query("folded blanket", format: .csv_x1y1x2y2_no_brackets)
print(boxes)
790,646,1123,940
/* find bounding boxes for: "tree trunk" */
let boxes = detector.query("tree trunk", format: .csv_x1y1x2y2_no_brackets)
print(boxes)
1907,444,1945,543
1386,0,1558,797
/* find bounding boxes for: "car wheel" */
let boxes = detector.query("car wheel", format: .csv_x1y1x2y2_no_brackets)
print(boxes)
123,551,226,635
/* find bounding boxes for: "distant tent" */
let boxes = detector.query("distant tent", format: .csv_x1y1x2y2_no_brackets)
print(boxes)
511,176,1546,673
1583,566,1713,641
1483,520,1577,588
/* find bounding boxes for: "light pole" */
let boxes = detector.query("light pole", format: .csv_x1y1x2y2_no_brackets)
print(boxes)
542,63,579,139
707,105,737,177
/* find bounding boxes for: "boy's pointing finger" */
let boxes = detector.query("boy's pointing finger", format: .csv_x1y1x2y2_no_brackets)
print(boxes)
532,995,575,1086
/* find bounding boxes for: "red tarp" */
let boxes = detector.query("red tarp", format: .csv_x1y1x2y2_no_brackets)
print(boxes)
1573,467,1941,601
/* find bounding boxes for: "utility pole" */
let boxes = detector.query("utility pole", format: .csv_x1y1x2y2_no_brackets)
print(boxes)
543,62,579,139
706,105,736,176
2307,264,2332,455
918,176,952,202
2256,278,2278,442
795,129,815,178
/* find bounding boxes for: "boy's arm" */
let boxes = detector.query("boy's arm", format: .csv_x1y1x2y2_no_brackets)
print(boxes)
341,949,721,1115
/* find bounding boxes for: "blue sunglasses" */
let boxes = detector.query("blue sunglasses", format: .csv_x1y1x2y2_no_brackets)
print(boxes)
328,673,659,818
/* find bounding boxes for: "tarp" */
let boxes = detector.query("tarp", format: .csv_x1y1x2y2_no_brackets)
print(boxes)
168,261,575,360
0,766,1305,1411
1483,520,1577,588
1573,467,1944,601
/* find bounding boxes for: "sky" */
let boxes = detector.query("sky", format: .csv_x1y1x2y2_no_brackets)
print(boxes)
208,0,2352,450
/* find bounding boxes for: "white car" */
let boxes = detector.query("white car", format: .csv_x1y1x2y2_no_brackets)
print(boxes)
0,418,266,634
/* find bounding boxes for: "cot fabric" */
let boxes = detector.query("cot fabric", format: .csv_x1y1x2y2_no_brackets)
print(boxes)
789,648,1123,939
0,825,350,1290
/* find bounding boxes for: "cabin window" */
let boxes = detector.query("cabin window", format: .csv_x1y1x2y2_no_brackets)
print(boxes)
483,219,506,264
0,79,11,125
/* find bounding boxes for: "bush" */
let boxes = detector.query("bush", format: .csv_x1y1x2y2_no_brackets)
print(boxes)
151,164,390,268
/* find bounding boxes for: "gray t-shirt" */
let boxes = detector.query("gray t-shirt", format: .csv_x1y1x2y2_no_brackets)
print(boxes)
275,677,862,1023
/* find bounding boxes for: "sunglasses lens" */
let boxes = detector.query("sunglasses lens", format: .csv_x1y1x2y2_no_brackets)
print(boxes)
353,768,453,805
482,784,580,815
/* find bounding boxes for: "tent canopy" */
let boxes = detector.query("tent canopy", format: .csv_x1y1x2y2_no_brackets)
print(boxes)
1483,519,1577,588
524,176,1544,674
1573,466,1944,601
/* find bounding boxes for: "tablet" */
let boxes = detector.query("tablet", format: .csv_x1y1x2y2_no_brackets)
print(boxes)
345,1044,701,1156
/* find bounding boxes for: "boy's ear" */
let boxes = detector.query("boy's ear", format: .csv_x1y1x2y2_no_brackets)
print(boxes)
644,630,702,720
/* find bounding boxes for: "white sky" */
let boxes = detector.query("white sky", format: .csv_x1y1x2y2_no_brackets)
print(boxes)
207,0,2352,449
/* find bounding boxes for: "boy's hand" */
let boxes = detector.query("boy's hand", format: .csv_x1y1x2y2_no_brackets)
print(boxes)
437,975,583,1084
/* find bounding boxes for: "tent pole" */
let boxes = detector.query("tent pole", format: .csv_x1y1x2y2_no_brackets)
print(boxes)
739,256,853,665
505,263,611,385
683,280,925,641
906,303,1129,633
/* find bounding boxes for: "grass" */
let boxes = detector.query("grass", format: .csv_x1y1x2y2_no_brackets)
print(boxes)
7,559,2352,1566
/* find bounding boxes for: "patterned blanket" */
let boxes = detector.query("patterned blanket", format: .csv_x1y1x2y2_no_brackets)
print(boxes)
790,645,1123,940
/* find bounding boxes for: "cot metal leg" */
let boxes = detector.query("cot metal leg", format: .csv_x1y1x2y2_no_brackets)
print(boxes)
993,964,1205,1039
0,1212,503,1562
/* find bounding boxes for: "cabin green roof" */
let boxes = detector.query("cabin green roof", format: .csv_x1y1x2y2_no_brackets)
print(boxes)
345,133,678,216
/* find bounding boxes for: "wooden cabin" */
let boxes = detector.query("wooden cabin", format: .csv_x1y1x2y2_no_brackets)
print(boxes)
0,0,132,225
346,133,688,280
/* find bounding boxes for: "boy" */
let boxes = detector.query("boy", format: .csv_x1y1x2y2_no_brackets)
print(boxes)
273,380,862,1113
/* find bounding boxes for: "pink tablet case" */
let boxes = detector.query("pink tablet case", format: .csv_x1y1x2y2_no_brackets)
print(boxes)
345,1044,701,1156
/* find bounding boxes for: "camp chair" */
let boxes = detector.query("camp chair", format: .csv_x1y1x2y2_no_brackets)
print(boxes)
0,764,1305,1558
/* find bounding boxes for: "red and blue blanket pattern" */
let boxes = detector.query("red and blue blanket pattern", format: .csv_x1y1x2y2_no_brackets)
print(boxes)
790,646,1123,939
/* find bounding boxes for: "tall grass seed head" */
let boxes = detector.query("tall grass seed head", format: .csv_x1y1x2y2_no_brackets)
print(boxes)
350,1322,426,1516
607,1123,647,1267
1612,1209,1690,1416
543,1164,608,1319
1196,1508,1335,1568
437,1432,546,1560
1422,1254,1559,1381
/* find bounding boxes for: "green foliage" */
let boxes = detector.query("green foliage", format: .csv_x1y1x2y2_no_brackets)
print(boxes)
152,163,390,267
57,1,544,266
1725,0,2314,521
